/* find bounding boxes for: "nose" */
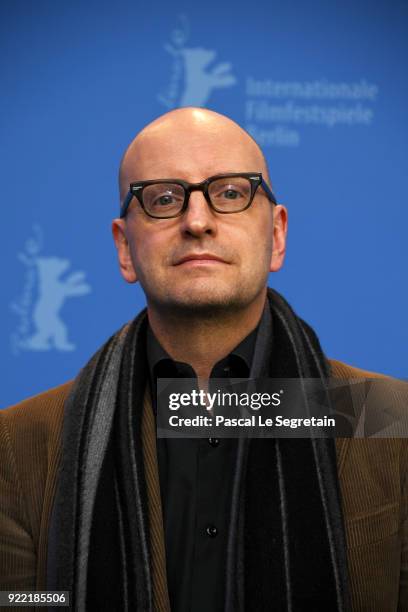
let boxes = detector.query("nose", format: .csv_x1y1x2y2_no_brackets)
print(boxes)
179,190,217,238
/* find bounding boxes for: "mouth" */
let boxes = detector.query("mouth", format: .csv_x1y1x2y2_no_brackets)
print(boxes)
174,253,229,266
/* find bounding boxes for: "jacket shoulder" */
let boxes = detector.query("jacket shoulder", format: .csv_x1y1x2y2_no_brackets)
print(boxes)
0,380,74,497
0,382,74,508
0,381,74,587
328,358,408,429
328,358,396,381
1,380,74,436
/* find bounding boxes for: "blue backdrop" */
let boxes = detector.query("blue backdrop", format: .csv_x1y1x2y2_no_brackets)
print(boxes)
2,0,407,407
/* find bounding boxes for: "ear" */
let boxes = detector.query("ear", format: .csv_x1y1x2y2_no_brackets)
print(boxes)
270,204,288,273
111,218,138,283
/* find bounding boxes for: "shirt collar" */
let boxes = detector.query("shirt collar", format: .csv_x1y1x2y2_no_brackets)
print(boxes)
146,295,271,383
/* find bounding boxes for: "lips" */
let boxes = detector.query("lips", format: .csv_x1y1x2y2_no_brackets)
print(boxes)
174,253,228,265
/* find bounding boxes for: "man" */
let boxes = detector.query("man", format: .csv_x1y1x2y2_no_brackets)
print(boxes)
0,108,407,611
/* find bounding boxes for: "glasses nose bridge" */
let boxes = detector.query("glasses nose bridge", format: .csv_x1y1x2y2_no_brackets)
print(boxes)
184,180,212,209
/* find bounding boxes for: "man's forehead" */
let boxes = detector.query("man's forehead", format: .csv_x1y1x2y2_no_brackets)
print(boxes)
119,109,269,196
123,128,263,179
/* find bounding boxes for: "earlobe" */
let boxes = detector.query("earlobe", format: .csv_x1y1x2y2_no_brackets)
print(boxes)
111,219,138,284
270,205,288,273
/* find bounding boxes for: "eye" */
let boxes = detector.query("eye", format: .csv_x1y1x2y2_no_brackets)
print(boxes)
155,193,176,206
149,190,184,208
208,178,252,211
221,188,242,200
212,183,246,200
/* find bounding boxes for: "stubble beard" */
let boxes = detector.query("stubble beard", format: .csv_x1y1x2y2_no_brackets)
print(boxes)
144,275,267,321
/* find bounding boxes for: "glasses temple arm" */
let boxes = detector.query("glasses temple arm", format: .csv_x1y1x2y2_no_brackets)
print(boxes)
120,191,134,218
260,178,277,205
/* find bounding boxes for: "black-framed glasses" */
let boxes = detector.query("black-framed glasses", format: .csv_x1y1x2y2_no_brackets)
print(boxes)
120,172,277,219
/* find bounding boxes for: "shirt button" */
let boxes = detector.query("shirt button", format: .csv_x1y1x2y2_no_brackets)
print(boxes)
206,525,218,538
208,437,220,447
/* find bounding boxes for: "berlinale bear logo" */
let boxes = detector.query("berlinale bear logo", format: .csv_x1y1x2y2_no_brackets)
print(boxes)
158,14,237,109
10,225,91,353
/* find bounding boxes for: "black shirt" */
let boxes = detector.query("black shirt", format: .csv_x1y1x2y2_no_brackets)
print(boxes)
146,323,259,612
147,302,273,612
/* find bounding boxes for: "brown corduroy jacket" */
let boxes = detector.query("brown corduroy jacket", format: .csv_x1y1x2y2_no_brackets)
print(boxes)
0,359,407,611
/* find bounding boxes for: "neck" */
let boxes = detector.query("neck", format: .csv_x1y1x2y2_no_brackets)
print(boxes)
147,289,267,380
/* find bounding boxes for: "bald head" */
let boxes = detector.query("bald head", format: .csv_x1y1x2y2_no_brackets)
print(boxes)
118,108,271,202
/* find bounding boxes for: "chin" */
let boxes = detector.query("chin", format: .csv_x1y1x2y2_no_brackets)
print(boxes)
154,285,257,316
143,272,268,313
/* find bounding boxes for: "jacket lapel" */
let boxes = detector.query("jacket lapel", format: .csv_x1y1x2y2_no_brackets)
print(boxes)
336,438,350,478
142,386,171,612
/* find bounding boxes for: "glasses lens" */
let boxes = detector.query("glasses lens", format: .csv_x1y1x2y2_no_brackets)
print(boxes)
143,183,185,217
208,176,252,212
